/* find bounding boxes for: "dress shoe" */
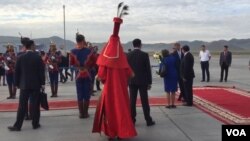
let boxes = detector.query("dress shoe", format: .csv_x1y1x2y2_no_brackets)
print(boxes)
8,126,21,131
171,105,177,108
147,121,155,126
165,105,171,109
33,124,41,129
183,103,192,107
200,80,205,82
224,80,227,82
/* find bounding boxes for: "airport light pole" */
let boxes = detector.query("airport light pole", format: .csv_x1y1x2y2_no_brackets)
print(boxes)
63,5,66,51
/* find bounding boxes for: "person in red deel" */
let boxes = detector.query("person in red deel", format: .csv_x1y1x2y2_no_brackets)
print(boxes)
92,2,137,140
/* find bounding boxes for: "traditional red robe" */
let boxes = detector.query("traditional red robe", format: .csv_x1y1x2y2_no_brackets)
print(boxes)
92,17,137,138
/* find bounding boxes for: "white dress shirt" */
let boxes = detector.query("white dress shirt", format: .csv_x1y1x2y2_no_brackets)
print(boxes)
199,50,211,62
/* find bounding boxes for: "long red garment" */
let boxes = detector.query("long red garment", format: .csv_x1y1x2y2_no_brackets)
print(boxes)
92,17,137,138
92,66,137,138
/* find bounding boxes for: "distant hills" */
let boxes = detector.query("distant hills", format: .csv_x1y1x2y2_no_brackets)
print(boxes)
0,36,75,53
0,36,250,53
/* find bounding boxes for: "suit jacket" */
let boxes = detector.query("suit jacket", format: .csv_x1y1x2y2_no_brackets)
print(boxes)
219,51,232,66
181,52,195,80
127,49,152,85
15,51,45,90
172,50,184,77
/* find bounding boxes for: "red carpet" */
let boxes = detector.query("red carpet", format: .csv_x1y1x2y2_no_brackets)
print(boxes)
194,87,250,124
0,97,178,112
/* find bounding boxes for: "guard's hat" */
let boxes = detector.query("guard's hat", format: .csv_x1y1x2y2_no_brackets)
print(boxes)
76,33,85,43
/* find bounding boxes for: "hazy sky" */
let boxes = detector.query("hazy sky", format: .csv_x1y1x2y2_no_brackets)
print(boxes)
1,0,250,43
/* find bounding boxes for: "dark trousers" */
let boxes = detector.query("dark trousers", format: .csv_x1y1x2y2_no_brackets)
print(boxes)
90,70,96,92
96,79,101,90
14,89,40,129
59,68,66,82
76,77,91,101
6,73,14,86
178,78,186,101
201,61,210,81
64,68,71,80
49,71,59,85
220,62,229,81
129,84,152,123
70,66,76,81
183,79,193,105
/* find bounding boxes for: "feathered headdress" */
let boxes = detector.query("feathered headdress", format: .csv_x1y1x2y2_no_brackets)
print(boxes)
117,2,129,18
96,2,131,68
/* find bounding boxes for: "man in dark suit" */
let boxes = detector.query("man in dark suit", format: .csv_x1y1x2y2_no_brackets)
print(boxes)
219,45,232,82
127,38,155,126
181,45,195,106
8,39,45,131
172,43,185,102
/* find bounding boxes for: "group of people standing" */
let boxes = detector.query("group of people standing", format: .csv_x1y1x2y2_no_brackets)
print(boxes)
7,34,100,131
4,5,235,141
159,43,233,108
198,45,232,83
159,43,195,108
0,45,17,99
8,37,45,131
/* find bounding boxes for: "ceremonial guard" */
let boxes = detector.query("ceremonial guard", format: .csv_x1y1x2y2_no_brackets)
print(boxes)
47,43,61,97
4,44,17,99
70,33,96,119
0,53,6,86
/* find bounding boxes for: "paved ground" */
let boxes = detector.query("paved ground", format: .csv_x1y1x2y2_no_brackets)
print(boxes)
0,55,249,141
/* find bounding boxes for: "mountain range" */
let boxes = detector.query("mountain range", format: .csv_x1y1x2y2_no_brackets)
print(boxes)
0,36,250,53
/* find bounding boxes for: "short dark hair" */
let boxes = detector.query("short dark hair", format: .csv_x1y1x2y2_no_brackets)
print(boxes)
76,34,85,43
201,45,206,47
132,39,141,48
182,45,190,52
161,49,169,57
21,37,30,46
224,45,228,48
25,40,34,49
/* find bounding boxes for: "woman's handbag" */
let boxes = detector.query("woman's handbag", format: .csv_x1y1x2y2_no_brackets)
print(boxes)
159,62,167,78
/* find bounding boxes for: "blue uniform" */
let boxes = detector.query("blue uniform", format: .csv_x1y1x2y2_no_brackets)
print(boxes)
71,48,92,101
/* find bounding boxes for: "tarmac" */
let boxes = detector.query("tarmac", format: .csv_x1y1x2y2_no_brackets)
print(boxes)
0,55,249,141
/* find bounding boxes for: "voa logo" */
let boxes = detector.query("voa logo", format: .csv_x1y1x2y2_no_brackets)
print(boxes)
226,129,246,136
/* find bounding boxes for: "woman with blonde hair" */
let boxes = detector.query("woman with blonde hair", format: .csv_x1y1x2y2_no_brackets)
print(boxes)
160,49,178,108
